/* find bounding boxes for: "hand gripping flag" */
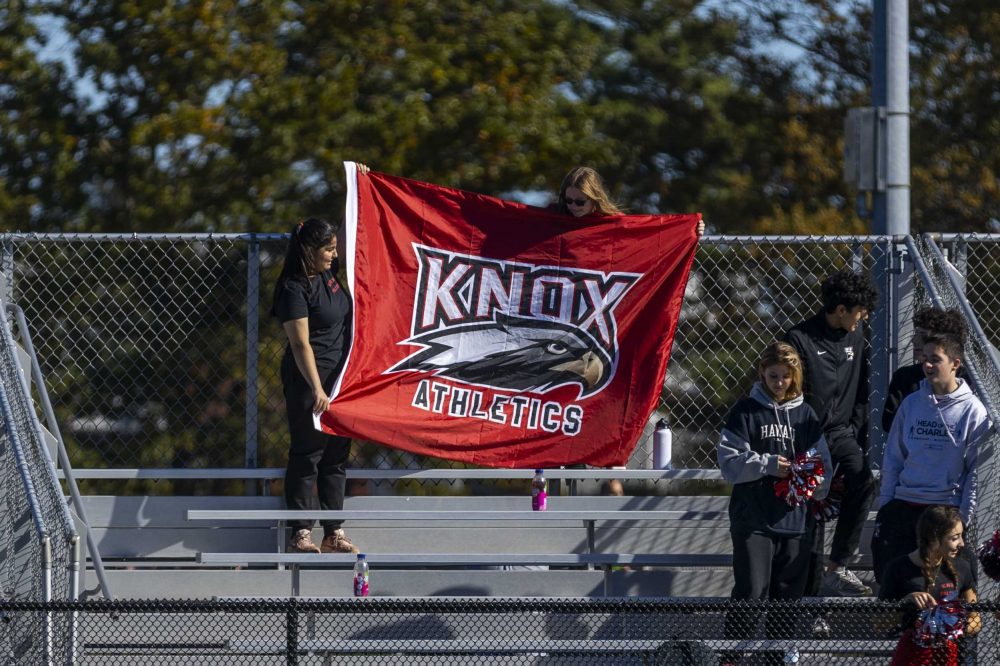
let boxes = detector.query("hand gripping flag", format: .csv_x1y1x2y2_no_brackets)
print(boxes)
319,162,699,468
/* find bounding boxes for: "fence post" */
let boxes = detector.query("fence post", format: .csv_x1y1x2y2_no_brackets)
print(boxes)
245,237,261,496
285,598,299,666
888,237,915,460
42,536,52,665
953,236,968,278
868,238,894,462
0,238,12,304
68,536,80,665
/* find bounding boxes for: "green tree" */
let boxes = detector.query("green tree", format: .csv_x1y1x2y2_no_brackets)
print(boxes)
546,0,869,234
0,3,85,230
21,0,606,232
742,0,1000,232
908,2,999,231
40,0,292,231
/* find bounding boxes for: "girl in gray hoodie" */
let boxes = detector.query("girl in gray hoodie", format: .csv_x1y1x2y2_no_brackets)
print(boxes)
872,333,992,584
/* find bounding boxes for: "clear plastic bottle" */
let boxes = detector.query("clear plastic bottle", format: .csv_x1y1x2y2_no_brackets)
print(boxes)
783,647,799,664
531,469,547,511
352,553,369,597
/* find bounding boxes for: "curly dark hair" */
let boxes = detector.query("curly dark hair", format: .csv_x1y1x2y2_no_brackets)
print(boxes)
820,269,879,314
914,307,967,345
922,332,963,360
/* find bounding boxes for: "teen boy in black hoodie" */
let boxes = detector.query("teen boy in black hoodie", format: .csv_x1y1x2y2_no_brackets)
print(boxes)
784,268,879,597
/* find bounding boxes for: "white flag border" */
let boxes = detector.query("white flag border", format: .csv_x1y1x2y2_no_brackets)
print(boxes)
316,160,358,424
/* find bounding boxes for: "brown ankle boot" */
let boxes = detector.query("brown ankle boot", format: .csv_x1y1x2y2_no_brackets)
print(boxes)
287,528,321,554
320,528,358,554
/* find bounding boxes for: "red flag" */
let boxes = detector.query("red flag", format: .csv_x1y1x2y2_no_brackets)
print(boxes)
319,162,699,468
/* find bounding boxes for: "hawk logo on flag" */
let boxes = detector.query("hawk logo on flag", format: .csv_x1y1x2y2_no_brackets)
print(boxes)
387,245,640,398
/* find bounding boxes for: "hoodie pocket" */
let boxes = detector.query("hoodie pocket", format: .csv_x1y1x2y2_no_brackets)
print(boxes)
730,479,804,534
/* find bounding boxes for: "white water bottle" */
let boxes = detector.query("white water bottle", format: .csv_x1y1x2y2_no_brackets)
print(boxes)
353,553,369,597
653,418,672,470
531,469,547,511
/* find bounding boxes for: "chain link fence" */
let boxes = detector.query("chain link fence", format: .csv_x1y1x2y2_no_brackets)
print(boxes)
0,597,996,664
668,237,893,472
939,235,1000,345
936,236,1000,568
910,234,1000,603
1,235,275,472
0,369,50,661
0,234,905,493
0,301,78,662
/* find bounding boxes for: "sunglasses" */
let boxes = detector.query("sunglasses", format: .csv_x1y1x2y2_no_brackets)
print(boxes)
564,196,589,207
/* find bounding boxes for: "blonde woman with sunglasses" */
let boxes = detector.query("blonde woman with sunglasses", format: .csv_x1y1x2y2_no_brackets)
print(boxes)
554,166,705,236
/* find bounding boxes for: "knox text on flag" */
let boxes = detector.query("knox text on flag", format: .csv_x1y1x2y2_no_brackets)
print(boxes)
319,162,700,468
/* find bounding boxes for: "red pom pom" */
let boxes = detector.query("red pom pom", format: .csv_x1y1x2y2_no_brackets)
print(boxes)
977,530,1000,581
775,449,825,508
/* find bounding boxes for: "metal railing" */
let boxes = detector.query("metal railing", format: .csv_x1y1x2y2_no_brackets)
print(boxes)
0,302,78,662
5,304,112,601
932,236,1000,570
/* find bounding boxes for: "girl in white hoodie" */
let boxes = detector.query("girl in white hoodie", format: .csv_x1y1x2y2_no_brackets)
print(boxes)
873,333,992,584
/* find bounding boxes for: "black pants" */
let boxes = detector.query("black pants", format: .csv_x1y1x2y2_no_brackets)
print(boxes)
803,521,824,596
871,499,926,585
282,359,351,534
726,530,811,641
826,433,876,566
872,499,978,587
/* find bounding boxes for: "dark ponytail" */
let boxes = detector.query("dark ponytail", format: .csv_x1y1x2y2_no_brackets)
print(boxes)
916,505,963,592
271,218,336,317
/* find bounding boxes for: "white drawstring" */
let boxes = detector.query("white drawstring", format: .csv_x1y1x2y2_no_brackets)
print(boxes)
930,392,959,447
771,399,797,459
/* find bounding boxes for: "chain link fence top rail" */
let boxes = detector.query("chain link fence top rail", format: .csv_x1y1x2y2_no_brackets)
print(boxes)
0,234,897,493
0,597,998,665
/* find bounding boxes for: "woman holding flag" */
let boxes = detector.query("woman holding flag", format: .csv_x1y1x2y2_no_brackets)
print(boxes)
271,162,369,553
554,165,706,236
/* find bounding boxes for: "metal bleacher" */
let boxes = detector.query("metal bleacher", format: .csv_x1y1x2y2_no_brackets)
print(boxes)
2,294,742,600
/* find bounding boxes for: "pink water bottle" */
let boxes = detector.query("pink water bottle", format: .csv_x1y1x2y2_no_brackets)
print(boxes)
531,469,547,511
353,553,369,597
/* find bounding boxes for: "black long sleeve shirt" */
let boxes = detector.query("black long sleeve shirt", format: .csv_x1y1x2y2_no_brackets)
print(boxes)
784,312,870,449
